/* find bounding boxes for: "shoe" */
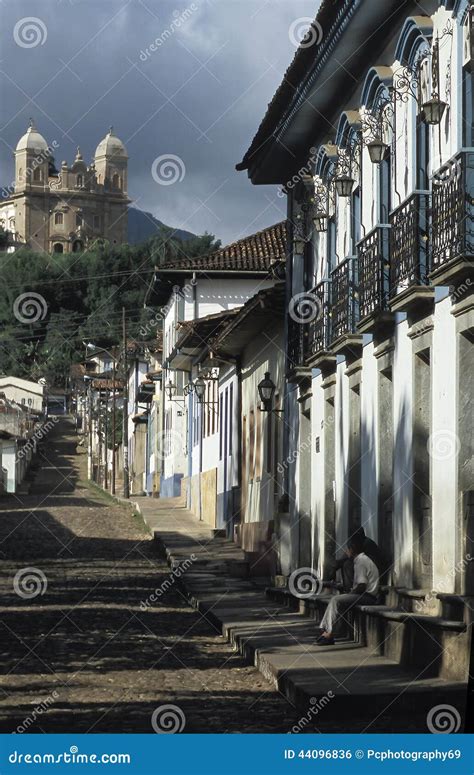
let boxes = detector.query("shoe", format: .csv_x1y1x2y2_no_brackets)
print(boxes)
316,635,335,646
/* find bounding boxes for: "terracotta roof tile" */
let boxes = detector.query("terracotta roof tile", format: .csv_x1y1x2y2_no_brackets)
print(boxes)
161,221,288,272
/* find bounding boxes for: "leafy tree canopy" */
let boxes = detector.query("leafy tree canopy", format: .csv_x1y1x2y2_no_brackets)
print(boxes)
0,229,220,387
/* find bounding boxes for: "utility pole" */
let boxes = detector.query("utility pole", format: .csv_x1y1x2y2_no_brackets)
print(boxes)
122,307,130,499
88,382,93,480
104,386,109,490
111,360,116,495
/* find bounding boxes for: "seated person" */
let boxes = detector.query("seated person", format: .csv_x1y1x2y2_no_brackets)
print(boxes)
317,534,379,646
332,526,384,591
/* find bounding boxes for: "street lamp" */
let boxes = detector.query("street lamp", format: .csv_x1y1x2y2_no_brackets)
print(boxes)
421,97,447,125
194,377,206,404
367,138,390,164
166,378,178,400
257,372,276,413
313,210,329,232
334,174,355,197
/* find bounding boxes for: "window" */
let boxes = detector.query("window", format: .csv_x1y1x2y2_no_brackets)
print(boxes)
463,64,474,146
379,151,391,223
93,215,101,230
33,167,42,182
219,393,224,460
76,174,83,188
53,243,63,253
224,388,228,458
76,213,82,227
416,117,429,190
327,217,336,275
249,409,255,481
351,186,361,252
54,212,63,226
112,173,121,190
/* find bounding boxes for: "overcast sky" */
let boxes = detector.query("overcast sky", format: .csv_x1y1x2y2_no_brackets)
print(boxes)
0,0,318,245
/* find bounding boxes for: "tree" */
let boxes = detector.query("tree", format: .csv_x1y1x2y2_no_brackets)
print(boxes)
0,228,220,386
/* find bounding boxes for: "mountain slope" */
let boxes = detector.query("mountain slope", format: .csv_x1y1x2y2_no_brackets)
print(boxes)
127,207,195,244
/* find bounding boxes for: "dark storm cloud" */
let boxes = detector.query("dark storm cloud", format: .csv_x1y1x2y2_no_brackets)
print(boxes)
0,0,318,244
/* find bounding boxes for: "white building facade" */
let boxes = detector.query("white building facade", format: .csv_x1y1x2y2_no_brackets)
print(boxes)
238,0,474,596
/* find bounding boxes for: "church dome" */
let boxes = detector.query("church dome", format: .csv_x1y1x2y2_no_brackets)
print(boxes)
16,120,48,153
95,127,128,159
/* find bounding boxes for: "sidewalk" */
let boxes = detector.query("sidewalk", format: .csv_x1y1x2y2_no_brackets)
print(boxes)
130,495,465,731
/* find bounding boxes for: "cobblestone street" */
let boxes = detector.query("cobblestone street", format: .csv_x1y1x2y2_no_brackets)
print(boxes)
0,419,305,733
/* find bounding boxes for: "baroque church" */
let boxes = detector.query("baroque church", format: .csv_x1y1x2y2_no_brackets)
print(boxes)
0,121,129,253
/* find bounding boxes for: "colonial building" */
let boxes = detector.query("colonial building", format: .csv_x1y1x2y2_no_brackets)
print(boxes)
148,222,287,510
236,0,474,626
0,121,129,253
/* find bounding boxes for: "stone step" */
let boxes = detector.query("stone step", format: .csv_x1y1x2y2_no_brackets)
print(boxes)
183,585,466,724
265,588,469,682
437,593,474,625
359,607,468,682
136,499,468,730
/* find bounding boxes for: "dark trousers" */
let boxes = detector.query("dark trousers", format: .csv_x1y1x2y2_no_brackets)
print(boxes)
334,557,354,592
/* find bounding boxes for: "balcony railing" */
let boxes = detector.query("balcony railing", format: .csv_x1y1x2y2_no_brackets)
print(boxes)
307,280,331,358
389,191,430,293
287,314,308,371
431,150,474,270
330,256,358,341
357,226,390,320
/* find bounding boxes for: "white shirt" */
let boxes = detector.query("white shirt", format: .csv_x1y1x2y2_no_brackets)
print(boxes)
353,552,379,595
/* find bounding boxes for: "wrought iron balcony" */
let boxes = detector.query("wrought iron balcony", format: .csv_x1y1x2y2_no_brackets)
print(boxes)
330,256,359,342
307,280,332,360
389,191,432,312
357,226,390,325
431,150,474,288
